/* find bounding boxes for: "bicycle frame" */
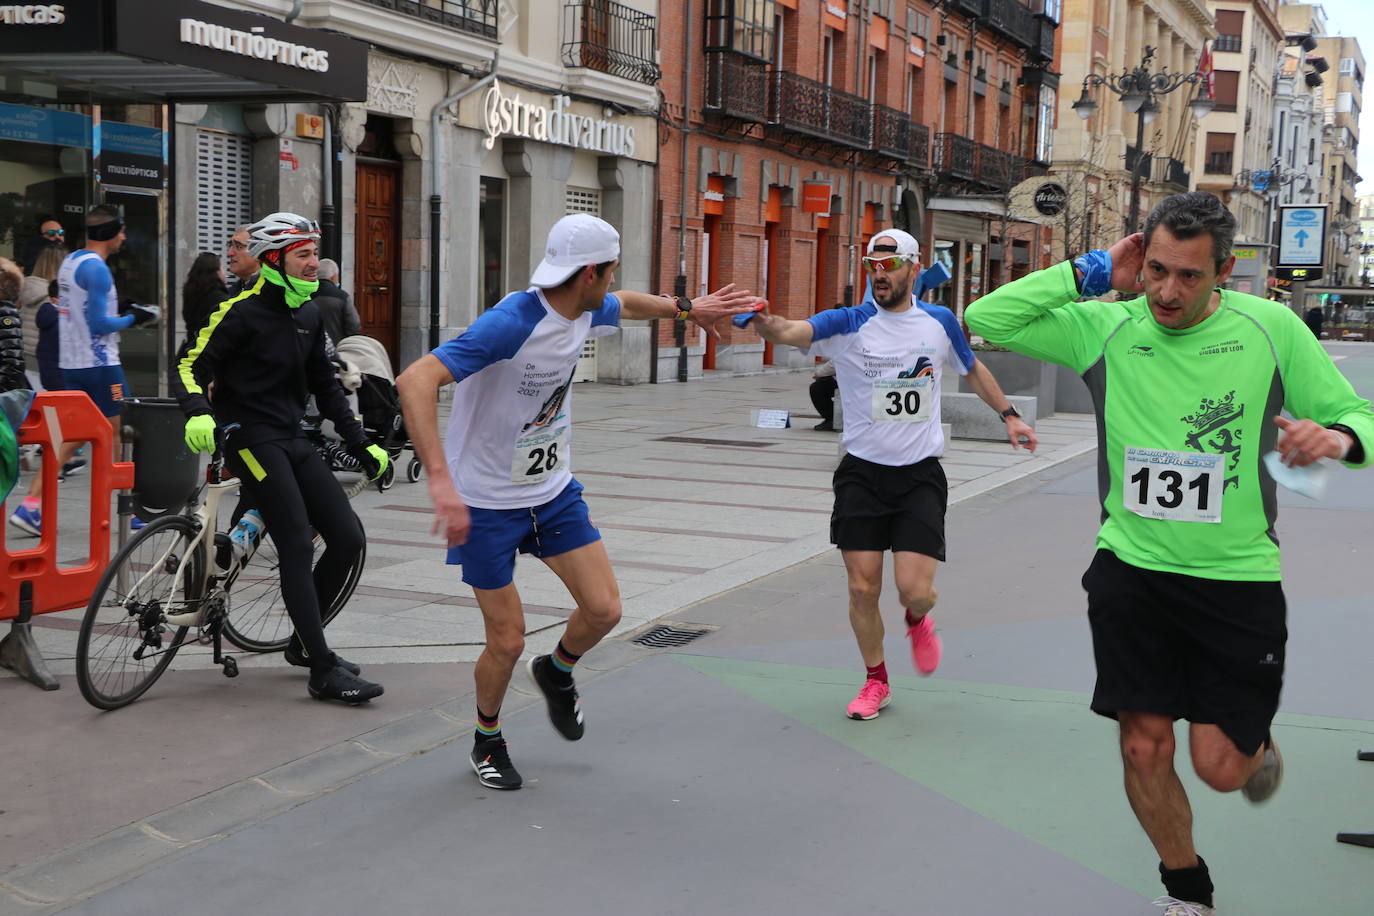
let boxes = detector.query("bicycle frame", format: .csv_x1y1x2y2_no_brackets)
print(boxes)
119,457,242,629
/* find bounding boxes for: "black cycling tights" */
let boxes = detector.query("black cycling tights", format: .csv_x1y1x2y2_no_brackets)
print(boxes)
226,436,364,672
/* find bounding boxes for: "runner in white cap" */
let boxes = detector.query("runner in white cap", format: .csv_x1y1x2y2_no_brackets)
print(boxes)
397,213,759,789
747,228,1037,720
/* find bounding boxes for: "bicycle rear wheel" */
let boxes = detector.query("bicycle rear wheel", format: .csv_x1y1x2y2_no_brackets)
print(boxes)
76,516,201,710
221,516,366,652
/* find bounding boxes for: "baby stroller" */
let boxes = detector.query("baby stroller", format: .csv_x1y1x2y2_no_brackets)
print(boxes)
310,335,419,490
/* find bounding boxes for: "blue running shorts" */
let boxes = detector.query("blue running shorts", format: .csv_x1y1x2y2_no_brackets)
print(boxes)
447,478,601,590
63,365,128,418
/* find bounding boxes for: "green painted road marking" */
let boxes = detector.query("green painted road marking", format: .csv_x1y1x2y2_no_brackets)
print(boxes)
679,654,1374,914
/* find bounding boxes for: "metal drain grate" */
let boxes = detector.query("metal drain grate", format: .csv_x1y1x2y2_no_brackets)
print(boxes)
631,624,715,648
654,436,774,448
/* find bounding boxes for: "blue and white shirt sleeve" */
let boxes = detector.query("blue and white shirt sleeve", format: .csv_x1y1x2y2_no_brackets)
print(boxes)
588,293,622,339
805,303,875,358
75,257,133,335
431,306,532,385
920,302,975,375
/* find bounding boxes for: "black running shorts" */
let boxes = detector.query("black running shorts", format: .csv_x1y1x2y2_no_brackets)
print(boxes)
830,453,947,559
1082,548,1286,756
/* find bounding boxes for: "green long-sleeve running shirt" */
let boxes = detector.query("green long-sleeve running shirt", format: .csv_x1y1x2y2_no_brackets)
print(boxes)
966,260,1374,581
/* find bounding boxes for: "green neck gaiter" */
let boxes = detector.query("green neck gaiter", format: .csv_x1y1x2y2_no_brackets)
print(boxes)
261,261,319,309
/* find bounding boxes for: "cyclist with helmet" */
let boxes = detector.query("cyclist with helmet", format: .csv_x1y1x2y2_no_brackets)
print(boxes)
173,212,389,704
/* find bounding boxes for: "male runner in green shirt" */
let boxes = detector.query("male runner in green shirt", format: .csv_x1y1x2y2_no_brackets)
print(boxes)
966,192,1373,915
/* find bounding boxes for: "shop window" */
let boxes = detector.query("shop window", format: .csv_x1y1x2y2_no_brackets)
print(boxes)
480,177,504,312
0,100,91,268
194,130,252,258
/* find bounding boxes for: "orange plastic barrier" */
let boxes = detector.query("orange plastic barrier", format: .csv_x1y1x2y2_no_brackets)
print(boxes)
0,391,135,620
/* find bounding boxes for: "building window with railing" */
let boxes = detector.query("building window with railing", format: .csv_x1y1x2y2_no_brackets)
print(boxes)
1035,84,1055,163
1204,132,1234,175
562,1,660,85
1213,10,1243,54
357,0,498,39
704,0,776,62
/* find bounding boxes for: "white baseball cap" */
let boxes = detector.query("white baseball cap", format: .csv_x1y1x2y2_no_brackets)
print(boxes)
867,228,921,261
530,214,622,288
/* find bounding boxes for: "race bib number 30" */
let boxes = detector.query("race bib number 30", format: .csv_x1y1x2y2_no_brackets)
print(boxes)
511,426,569,484
1123,447,1223,523
872,376,934,423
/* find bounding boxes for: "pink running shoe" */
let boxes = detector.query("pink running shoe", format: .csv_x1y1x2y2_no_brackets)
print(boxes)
846,678,892,720
907,613,942,675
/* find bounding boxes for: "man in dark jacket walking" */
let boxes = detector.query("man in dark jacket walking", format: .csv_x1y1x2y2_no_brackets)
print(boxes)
314,258,361,350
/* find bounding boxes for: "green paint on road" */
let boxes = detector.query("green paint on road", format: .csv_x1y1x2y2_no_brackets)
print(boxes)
678,653,1374,915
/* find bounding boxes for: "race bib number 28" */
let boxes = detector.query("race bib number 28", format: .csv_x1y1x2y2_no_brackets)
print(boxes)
511,426,569,484
1122,447,1224,523
871,376,934,423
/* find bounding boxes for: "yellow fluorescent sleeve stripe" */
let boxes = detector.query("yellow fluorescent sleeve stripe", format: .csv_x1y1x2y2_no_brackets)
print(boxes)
177,274,266,396
237,448,267,481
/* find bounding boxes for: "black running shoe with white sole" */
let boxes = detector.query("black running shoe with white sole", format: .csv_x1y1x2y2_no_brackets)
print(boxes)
471,737,522,790
307,664,383,704
527,654,584,740
285,643,360,675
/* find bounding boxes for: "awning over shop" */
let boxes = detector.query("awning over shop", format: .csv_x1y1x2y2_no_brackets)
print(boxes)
0,0,367,102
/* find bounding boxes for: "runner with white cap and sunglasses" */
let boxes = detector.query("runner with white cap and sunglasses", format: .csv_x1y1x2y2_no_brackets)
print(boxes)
746,228,1037,721
397,213,759,789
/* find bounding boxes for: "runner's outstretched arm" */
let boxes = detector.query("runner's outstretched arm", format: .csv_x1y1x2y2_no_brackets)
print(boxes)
397,354,470,547
747,309,815,350
963,359,1037,452
616,285,760,340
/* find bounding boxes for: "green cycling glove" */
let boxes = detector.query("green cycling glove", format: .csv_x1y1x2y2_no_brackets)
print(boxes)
185,414,217,454
348,442,390,481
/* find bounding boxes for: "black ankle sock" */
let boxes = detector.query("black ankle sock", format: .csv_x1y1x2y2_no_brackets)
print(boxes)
1159,856,1213,908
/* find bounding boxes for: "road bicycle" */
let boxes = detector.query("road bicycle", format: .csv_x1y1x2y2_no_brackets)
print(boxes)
74,436,368,710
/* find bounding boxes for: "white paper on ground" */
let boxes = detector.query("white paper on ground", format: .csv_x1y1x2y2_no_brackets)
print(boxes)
1262,450,1329,500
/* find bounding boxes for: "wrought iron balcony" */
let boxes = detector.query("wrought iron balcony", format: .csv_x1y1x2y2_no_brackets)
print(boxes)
1127,146,1192,189
1033,15,1056,63
995,0,1038,50
769,70,872,149
873,104,912,159
910,123,931,170
562,0,660,86
355,0,498,39
973,142,1032,191
1213,34,1243,53
951,0,986,19
704,51,769,122
934,132,976,180
1204,150,1234,175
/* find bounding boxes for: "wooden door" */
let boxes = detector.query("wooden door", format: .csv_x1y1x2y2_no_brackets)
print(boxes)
355,161,400,365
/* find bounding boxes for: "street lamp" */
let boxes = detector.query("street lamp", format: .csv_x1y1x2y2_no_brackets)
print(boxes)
1072,46,1213,234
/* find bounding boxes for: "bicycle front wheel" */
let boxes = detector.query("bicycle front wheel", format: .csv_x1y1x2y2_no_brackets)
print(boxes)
76,516,201,710
221,517,366,652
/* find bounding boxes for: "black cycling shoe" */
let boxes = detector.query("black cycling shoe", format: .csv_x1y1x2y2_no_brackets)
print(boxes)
307,664,383,704
470,737,522,790
285,643,360,675
526,654,584,740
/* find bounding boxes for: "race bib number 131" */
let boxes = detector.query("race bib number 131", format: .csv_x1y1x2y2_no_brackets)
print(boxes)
511,426,569,484
1122,447,1223,523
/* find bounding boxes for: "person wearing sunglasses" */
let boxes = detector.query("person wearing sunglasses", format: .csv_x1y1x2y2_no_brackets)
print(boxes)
745,228,1036,722
17,217,66,276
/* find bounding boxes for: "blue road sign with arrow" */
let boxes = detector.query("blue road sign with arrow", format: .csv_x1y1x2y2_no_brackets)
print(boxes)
1277,206,1326,268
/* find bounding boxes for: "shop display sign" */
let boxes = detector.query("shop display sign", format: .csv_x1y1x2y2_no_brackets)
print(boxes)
97,120,164,190
481,80,636,158
801,181,831,213
0,4,65,24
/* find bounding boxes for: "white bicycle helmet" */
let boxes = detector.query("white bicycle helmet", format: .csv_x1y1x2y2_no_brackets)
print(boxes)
245,211,321,261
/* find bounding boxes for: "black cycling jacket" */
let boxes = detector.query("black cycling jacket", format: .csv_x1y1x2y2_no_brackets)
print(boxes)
173,272,366,449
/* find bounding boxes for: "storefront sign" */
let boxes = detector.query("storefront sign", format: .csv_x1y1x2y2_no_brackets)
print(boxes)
1232,248,1257,259
96,119,165,190
801,181,832,213
481,80,636,158
178,17,331,73
0,4,64,24
1032,182,1067,216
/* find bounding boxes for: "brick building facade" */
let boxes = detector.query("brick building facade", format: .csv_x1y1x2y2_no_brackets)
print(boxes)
655,0,1061,380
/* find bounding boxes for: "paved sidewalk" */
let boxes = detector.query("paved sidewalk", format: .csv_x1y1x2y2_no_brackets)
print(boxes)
8,368,1096,676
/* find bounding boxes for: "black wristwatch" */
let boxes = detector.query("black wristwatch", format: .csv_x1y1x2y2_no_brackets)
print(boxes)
675,296,693,321
998,406,1020,420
